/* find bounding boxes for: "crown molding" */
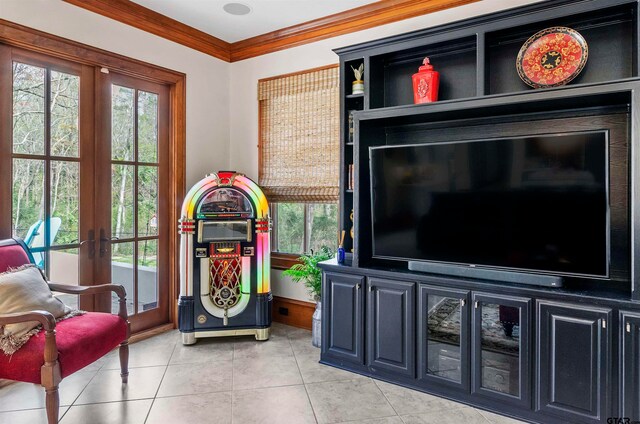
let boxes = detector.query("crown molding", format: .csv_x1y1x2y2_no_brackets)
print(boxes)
62,0,231,61
229,0,480,61
62,0,480,63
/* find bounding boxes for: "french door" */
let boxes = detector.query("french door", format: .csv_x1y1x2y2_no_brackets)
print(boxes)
96,72,169,332
1,46,170,332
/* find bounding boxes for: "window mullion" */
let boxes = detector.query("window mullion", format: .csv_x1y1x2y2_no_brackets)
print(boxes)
304,203,310,253
44,67,52,276
133,88,140,315
271,204,278,252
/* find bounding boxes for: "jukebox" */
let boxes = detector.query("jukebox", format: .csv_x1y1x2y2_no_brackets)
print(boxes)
178,171,272,345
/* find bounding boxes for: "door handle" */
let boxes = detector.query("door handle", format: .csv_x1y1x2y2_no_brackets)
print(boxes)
79,229,95,259
99,229,119,257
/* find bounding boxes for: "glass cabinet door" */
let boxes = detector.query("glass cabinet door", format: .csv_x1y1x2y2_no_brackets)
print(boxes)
418,285,470,390
472,292,531,408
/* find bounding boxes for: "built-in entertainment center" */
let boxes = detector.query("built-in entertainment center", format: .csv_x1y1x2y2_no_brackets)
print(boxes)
319,1,640,423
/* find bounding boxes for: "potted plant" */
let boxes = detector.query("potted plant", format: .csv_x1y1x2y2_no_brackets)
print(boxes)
283,246,333,347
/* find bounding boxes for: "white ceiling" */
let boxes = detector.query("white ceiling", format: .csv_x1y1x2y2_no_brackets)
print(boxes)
131,0,379,43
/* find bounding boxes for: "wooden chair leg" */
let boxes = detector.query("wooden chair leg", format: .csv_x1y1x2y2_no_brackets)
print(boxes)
41,328,61,424
45,386,59,424
119,340,129,384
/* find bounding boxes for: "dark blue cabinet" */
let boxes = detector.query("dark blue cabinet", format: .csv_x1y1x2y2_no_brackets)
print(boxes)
418,285,470,391
537,301,611,424
322,272,365,365
620,311,640,422
367,278,415,377
471,293,531,408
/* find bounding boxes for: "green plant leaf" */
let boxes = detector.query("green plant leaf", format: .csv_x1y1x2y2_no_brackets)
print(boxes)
282,246,333,299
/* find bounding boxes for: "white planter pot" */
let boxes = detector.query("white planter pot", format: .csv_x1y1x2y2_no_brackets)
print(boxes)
312,301,321,348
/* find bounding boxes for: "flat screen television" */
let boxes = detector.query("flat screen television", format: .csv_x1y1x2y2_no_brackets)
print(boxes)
369,131,609,280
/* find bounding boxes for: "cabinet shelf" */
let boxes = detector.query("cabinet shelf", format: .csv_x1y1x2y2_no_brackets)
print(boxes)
346,93,365,99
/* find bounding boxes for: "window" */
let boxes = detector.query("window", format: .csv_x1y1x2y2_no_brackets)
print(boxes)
258,65,340,268
272,203,338,256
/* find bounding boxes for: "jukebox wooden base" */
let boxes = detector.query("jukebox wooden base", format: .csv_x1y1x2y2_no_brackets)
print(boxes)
178,292,272,345
181,328,270,345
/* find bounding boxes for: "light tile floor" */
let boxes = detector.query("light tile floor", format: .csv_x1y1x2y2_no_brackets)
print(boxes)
0,323,526,424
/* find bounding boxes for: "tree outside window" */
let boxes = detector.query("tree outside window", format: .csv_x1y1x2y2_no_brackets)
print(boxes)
272,202,338,259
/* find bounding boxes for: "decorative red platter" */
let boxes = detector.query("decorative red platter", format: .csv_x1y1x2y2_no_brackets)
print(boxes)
516,27,588,89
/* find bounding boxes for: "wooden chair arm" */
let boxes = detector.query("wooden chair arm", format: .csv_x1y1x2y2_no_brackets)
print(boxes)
0,310,56,331
48,283,129,322
47,283,126,300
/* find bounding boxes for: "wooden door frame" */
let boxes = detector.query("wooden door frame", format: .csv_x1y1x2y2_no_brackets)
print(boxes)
0,19,186,327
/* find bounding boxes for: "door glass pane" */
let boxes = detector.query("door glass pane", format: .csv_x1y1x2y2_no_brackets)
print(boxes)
12,159,45,241
111,242,135,315
427,295,462,383
50,161,79,245
138,166,158,237
276,203,304,254
138,91,158,163
308,203,338,253
112,164,135,239
138,239,157,312
50,71,80,157
480,302,521,396
50,248,79,309
111,85,135,161
13,62,45,155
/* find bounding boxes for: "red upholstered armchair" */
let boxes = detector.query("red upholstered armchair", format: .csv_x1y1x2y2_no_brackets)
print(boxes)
0,238,130,424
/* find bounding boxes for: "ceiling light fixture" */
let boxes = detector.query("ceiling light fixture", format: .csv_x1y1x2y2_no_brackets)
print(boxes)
223,3,252,16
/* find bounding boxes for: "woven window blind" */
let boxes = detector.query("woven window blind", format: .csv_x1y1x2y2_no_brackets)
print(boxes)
258,65,340,203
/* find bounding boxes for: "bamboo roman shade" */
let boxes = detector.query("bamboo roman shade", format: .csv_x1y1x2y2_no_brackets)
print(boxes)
258,65,340,203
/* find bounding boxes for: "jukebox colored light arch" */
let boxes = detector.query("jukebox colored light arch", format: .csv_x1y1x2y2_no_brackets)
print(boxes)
180,172,270,295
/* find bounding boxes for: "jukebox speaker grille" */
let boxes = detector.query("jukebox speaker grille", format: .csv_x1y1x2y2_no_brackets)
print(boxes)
209,255,242,310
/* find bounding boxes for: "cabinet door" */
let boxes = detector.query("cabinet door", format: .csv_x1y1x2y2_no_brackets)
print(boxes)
537,301,611,423
367,278,415,377
418,285,470,390
620,311,640,421
472,293,531,408
322,272,365,365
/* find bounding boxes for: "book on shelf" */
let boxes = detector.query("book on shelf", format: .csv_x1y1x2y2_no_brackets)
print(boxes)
348,110,356,144
347,164,354,190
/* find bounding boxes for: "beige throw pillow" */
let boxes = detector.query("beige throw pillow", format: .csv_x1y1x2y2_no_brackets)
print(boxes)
0,265,83,355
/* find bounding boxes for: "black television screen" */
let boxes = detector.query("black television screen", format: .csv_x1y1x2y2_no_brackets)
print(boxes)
369,132,609,277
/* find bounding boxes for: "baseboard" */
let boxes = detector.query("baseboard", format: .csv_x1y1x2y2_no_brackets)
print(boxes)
272,296,315,330
129,323,175,344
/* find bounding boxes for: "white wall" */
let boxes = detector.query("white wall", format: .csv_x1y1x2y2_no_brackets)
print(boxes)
1,0,230,188
228,0,543,302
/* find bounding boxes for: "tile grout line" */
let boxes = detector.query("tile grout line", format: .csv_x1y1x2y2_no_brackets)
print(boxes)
62,363,107,419
372,378,402,418
290,334,319,424
143,340,178,424
475,408,501,424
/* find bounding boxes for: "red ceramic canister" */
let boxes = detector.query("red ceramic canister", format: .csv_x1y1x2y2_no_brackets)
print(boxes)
412,57,440,104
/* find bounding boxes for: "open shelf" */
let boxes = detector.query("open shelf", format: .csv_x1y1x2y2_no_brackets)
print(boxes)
369,36,477,109
486,3,637,95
